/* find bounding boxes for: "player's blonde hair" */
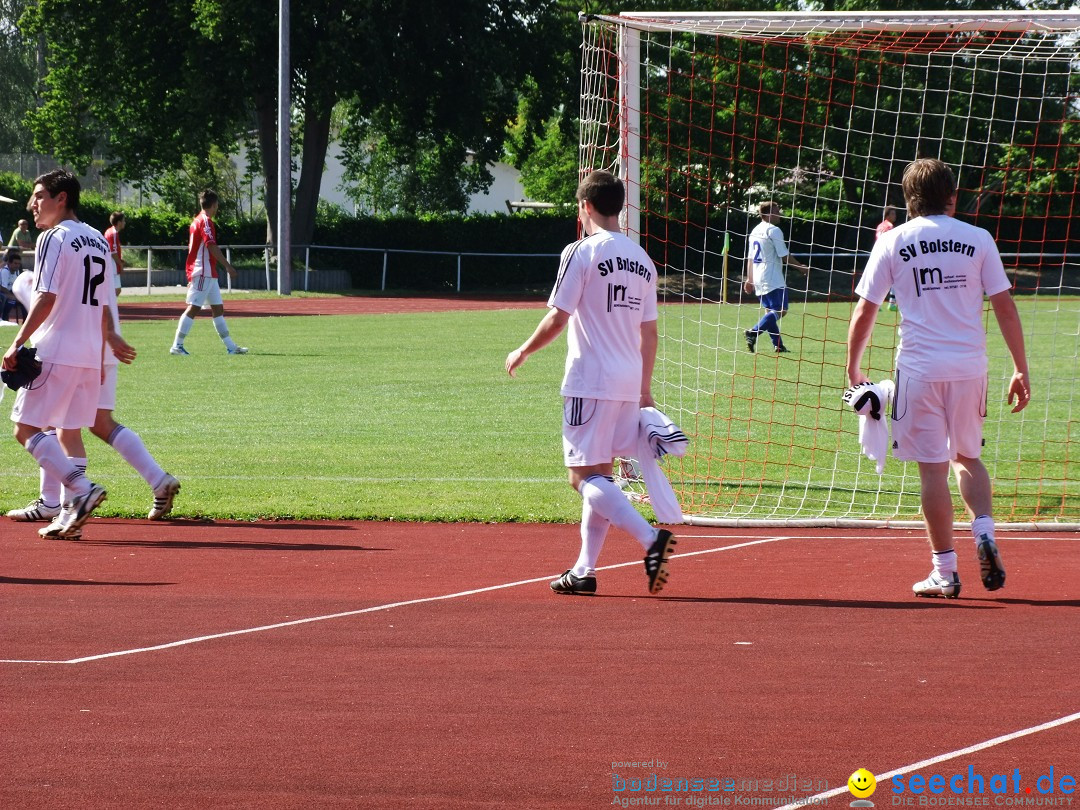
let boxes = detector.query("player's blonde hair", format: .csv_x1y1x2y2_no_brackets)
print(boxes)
903,159,956,217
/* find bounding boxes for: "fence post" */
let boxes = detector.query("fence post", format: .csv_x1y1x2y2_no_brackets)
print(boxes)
381,251,388,291
146,248,153,294
304,246,310,292
456,254,462,292
264,247,271,291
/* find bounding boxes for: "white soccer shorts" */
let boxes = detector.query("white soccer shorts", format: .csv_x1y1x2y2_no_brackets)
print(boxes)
185,275,224,308
562,397,640,468
97,363,118,411
890,373,987,463
10,363,100,430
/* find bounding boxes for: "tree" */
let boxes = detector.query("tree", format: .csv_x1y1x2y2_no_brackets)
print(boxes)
0,0,38,153
21,0,569,244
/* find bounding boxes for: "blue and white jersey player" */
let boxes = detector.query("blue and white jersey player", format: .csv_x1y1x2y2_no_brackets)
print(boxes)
505,169,677,597
743,201,809,354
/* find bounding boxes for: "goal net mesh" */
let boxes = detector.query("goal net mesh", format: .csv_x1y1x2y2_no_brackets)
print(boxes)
580,11,1080,527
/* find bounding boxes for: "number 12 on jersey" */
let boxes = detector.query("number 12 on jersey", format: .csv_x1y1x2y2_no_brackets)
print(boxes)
82,255,106,306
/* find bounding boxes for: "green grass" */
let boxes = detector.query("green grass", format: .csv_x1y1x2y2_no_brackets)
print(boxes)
1,296,1076,524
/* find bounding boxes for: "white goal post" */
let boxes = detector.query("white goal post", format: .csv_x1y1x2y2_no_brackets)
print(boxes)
579,10,1080,529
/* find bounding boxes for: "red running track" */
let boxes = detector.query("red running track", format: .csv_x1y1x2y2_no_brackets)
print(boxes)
3,520,1079,808
117,295,546,321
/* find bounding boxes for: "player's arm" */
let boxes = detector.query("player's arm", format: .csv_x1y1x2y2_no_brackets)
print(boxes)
743,250,755,294
640,318,658,408
111,250,124,273
3,291,54,369
506,306,570,377
989,290,1031,413
207,242,237,279
103,306,136,365
785,253,810,274
845,297,879,387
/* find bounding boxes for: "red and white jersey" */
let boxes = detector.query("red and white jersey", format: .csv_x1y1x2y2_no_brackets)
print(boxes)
29,220,113,370
104,226,122,261
548,229,658,402
856,215,1012,381
185,211,217,282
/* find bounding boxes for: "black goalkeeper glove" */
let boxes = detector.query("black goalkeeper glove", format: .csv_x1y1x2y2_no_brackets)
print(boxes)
2,345,42,391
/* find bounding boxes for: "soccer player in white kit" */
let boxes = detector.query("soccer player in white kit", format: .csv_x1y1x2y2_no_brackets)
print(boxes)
3,170,134,538
505,170,677,596
846,159,1031,598
169,189,247,356
5,270,182,535
743,201,809,354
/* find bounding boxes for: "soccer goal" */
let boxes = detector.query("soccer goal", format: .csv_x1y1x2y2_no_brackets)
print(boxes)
580,10,1080,528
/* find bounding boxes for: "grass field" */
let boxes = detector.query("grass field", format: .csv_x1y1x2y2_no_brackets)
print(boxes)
0,296,1076,524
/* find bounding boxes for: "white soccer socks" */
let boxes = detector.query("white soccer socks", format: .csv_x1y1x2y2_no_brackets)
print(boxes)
579,474,656,550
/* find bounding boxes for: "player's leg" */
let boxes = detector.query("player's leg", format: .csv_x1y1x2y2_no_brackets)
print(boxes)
892,377,960,597
946,376,1004,590
6,428,63,521
171,283,205,354
38,426,91,540
768,289,791,351
555,399,675,595
11,369,96,500
92,371,180,520
208,283,247,354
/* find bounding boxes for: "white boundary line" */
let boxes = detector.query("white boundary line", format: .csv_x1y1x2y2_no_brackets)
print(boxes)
776,710,1080,810
1,535,792,666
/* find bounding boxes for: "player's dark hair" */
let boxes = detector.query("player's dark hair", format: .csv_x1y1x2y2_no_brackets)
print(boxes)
758,201,779,217
110,211,125,226
34,169,81,212
576,170,625,218
882,205,898,219
199,189,219,211
4,248,20,262
902,159,956,217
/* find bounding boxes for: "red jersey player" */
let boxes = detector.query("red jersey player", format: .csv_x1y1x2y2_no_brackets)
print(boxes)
169,189,248,355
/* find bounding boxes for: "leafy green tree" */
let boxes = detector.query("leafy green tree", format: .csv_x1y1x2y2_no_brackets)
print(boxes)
21,0,569,242
0,0,38,153
518,112,577,208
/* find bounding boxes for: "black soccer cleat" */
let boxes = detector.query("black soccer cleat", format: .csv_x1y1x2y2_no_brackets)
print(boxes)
550,570,597,595
644,529,677,595
745,330,757,353
976,536,1006,591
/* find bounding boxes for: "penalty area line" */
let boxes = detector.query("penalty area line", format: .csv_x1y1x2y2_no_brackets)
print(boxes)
775,709,1080,810
0,536,793,666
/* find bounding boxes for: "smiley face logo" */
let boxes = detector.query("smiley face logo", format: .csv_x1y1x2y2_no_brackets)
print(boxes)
848,769,877,799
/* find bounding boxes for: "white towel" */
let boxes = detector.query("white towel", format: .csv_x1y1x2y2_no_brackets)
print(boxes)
842,380,895,474
636,407,687,524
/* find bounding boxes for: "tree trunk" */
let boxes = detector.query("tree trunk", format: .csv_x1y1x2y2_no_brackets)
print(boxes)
255,91,278,247
292,102,333,248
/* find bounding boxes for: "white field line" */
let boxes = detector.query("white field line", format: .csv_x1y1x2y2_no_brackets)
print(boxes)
775,710,1080,810
1,536,792,666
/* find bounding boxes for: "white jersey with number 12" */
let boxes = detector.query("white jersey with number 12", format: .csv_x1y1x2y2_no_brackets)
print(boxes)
30,219,114,370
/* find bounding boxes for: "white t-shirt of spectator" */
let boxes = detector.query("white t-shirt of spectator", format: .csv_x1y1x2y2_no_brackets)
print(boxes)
548,229,659,403
30,220,113,370
1,264,20,294
747,220,790,296
855,215,1012,381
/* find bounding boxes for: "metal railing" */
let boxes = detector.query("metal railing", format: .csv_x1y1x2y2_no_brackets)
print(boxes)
108,244,561,293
